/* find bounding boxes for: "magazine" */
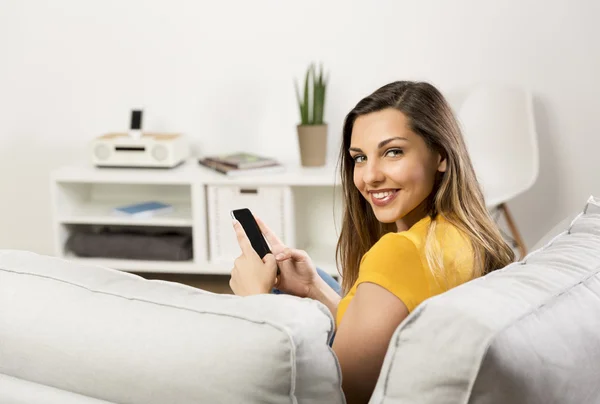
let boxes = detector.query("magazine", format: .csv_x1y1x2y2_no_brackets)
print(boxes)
203,152,279,169
198,157,285,177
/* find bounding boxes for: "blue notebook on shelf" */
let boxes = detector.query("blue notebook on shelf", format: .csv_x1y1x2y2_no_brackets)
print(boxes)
113,201,173,218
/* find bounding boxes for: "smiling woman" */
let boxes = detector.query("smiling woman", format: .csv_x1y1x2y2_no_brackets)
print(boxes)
229,81,515,404
348,110,447,230
337,82,515,296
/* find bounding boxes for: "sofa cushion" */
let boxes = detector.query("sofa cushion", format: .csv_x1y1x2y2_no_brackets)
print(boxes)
0,252,344,404
0,374,115,404
370,196,600,404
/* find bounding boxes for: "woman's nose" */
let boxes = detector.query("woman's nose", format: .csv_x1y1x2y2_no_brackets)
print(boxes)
363,159,385,185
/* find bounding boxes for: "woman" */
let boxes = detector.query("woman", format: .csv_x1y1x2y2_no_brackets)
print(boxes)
229,81,514,404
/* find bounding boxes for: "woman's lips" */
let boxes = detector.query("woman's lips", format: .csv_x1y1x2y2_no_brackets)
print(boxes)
369,189,399,207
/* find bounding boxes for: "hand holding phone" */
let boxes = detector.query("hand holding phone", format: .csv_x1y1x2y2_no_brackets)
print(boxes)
229,208,279,296
232,210,319,298
230,208,272,259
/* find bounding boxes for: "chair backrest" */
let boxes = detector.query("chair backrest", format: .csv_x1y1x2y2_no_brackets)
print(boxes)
457,84,539,207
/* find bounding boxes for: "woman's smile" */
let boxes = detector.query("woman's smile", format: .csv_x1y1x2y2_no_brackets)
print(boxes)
368,189,400,207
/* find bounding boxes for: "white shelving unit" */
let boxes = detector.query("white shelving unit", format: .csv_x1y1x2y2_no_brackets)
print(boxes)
50,159,343,277
58,201,194,227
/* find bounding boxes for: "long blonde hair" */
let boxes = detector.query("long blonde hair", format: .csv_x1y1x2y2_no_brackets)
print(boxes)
336,81,514,294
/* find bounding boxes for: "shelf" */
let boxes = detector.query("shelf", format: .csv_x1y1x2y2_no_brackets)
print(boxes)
52,159,342,187
58,202,193,227
197,164,342,186
63,249,339,277
52,160,341,278
51,160,197,185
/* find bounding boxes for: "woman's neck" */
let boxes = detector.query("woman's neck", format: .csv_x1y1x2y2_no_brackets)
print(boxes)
395,200,430,232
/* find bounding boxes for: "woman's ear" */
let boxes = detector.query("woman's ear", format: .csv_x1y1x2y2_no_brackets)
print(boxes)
437,153,447,173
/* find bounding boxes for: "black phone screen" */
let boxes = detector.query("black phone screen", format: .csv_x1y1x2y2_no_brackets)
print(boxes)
231,208,271,258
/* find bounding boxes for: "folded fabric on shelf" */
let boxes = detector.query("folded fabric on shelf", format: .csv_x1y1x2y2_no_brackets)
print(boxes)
67,226,193,261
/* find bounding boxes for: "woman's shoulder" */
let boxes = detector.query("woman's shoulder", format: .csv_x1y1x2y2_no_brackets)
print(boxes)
362,231,419,265
432,214,473,252
357,229,428,312
363,215,431,258
402,214,470,250
362,214,471,261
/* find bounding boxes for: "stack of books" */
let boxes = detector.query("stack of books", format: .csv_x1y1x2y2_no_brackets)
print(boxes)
198,152,285,176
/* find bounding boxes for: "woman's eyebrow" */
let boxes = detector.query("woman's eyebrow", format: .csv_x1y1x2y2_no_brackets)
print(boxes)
377,137,408,149
349,137,408,153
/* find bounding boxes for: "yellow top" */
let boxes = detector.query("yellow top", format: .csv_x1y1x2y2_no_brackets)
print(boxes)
336,215,475,328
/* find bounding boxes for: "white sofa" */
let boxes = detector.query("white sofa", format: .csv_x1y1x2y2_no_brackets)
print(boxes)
2,197,600,404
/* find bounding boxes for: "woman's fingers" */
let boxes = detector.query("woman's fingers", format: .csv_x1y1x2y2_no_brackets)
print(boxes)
276,247,308,263
229,269,237,294
255,215,285,250
262,253,277,267
275,248,292,261
229,253,277,296
232,220,257,258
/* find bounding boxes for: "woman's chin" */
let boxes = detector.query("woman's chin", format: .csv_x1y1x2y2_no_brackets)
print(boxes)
372,209,402,224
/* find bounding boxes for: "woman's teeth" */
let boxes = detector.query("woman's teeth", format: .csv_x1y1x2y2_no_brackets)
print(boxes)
370,189,399,207
373,191,395,200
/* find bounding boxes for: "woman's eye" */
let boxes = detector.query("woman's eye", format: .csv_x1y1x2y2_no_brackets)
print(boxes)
385,148,403,157
353,155,366,163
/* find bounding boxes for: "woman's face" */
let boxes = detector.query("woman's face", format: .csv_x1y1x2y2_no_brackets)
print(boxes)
350,108,446,231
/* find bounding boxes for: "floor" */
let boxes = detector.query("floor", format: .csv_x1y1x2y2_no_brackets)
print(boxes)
132,273,233,294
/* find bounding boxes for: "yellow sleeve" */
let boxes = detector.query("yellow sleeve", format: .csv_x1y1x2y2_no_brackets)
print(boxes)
356,233,428,312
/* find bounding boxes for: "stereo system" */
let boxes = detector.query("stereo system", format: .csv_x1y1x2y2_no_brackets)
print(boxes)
91,132,190,168
91,109,190,168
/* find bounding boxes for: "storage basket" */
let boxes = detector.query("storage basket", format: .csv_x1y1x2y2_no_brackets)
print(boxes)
207,185,295,265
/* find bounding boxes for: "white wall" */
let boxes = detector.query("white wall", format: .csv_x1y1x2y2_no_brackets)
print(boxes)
1,0,599,255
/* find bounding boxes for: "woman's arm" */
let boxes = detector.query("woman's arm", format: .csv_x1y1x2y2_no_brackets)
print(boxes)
307,275,342,318
230,219,407,403
332,282,409,404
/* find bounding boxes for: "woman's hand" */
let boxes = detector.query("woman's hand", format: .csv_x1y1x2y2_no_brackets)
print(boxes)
255,216,318,298
229,220,278,296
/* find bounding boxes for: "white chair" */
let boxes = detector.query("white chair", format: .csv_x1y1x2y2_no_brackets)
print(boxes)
457,84,539,259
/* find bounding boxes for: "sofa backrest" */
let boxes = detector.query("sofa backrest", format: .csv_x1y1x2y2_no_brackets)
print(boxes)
371,196,600,404
0,251,344,404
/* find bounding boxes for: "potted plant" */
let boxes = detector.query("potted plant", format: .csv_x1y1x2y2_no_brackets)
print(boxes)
295,63,328,167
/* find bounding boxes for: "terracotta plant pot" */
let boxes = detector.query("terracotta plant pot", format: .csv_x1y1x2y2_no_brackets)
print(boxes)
297,124,327,167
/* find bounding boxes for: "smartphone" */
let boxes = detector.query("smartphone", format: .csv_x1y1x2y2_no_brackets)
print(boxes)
230,208,272,258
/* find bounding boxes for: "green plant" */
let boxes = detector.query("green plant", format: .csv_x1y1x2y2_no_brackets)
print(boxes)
295,63,328,125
